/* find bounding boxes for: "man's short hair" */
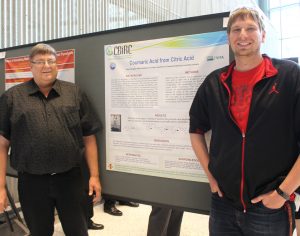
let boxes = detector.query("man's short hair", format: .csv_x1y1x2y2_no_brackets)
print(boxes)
29,43,57,60
227,7,265,34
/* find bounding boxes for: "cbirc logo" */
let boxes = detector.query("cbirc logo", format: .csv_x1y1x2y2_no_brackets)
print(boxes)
106,44,133,56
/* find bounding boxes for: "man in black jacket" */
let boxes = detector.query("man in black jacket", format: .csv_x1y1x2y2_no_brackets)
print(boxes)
190,7,300,236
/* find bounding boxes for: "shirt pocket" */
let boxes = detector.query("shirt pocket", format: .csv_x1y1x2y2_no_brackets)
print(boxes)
62,106,80,128
62,106,84,148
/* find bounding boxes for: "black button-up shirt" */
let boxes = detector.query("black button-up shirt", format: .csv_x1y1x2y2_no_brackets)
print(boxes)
0,79,101,174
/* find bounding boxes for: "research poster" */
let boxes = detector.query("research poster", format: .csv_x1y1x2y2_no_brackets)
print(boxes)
105,31,229,182
5,49,75,90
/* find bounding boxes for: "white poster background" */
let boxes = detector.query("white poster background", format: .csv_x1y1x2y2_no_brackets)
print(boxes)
105,31,229,182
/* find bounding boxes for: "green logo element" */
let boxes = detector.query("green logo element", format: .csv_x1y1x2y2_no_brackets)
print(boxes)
106,46,113,56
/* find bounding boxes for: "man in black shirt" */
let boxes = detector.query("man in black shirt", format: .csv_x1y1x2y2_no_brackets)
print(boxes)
0,43,101,236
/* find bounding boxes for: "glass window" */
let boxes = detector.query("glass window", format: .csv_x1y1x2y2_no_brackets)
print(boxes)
280,0,300,7
281,37,300,58
269,0,281,9
269,1,300,58
280,5,300,38
269,9,281,33
270,0,300,8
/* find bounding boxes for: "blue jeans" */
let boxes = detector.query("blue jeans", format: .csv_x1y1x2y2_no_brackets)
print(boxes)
209,193,294,236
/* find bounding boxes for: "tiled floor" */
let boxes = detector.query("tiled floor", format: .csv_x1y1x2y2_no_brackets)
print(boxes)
2,203,299,235
54,203,210,236
0,219,29,236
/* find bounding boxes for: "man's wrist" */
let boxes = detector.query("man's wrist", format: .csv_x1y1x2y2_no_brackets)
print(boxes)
90,175,99,178
276,187,290,201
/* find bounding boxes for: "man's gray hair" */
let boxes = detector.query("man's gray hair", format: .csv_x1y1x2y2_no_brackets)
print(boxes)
29,43,57,60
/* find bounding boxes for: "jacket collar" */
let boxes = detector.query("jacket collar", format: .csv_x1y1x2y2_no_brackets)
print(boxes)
220,54,278,82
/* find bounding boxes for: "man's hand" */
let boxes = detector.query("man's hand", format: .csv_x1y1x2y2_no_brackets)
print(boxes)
0,135,9,213
89,176,101,203
251,190,286,209
208,175,223,197
0,187,8,213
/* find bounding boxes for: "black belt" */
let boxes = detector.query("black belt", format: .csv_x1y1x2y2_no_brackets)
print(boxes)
19,167,80,176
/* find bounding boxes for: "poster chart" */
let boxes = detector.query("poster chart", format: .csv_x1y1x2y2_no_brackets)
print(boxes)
105,31,229,182
5,49,75,90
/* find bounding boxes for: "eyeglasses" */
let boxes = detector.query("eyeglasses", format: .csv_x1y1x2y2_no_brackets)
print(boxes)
31,60,57,66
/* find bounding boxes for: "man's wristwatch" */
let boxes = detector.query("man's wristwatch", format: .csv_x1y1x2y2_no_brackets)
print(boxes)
276,187,291,201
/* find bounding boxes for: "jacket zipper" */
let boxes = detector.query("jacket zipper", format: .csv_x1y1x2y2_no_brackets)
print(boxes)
222,80,247,213
241,133,246,212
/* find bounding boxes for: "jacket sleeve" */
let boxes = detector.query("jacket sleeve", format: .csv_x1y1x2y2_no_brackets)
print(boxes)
189,79,211,134
294,65,300,154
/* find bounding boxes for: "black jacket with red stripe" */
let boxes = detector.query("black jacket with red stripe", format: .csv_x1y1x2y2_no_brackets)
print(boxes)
189,55,300,211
